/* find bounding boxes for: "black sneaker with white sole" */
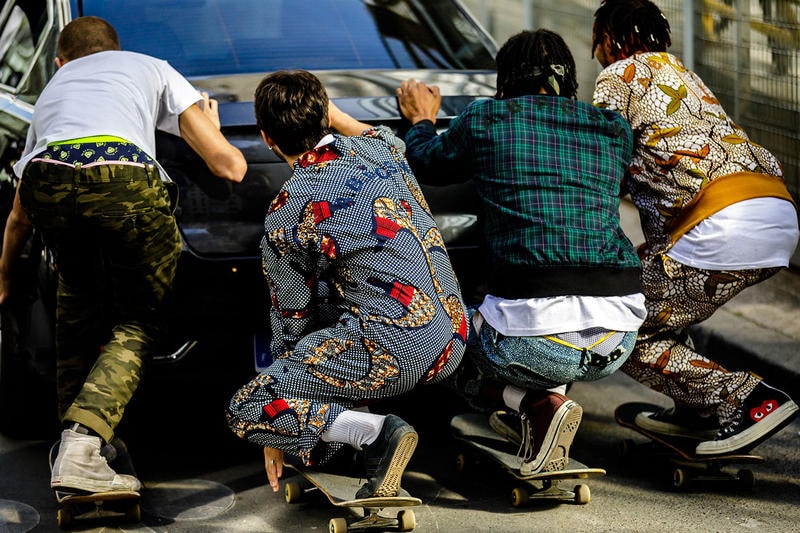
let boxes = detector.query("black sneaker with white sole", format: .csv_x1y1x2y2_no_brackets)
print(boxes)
355,415,418,499
695,382,799,455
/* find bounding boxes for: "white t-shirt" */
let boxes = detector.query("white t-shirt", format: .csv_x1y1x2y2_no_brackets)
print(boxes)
478,293,647,337
668,197,799,270
14,50,201,177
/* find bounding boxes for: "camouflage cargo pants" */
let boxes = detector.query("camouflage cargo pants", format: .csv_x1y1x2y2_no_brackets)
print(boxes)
19,159,181,443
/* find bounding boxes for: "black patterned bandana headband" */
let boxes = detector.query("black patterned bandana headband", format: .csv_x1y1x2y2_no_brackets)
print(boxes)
503,63,568,96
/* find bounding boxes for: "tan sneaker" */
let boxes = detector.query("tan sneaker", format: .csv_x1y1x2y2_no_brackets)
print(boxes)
51,429,141,493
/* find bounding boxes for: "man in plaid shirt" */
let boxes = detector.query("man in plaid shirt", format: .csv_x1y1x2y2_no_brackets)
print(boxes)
397,29,645,475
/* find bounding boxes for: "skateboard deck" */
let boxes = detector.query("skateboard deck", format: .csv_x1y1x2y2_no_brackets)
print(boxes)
49,438,142,529
284,462,421,532
450,412,605,506
615,402,764,490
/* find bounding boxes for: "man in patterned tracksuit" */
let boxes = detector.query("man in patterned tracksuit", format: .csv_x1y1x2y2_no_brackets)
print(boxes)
0,16,246,494
592,0,799,455
226,70,467,499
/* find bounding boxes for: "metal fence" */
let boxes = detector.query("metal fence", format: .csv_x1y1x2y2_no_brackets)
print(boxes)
463,0,800,207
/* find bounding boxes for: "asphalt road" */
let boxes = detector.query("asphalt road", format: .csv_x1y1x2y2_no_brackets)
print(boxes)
2,369,799,533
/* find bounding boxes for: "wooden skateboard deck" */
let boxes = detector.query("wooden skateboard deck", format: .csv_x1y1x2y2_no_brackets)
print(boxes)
49,438,142,529
54,490,141,529
284,462,421,532
615,402,764,490
450,412,605,506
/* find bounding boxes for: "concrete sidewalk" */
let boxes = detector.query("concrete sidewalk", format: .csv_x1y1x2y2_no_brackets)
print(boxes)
619,198,800,400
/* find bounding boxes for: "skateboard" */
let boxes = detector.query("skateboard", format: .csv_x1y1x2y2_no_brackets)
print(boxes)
615,402,764,490
48,438,142,529
450,412,605,506
283,462,421,533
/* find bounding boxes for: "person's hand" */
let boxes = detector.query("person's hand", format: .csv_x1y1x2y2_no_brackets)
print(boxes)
198,91,221,130
396,79,441,125
263,447,284,492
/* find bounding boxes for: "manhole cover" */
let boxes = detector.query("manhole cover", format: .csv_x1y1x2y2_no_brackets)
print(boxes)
0,499,39,532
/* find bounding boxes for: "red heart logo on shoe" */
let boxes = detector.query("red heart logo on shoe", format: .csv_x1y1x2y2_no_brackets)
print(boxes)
750,399,777,422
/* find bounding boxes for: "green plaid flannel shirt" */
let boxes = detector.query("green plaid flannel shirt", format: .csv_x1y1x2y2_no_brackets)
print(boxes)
404,95,641,298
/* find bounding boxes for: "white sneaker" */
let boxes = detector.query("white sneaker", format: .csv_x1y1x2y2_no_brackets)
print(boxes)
51,429,141,493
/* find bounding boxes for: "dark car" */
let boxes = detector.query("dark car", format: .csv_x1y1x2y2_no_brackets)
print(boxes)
0,0,496,436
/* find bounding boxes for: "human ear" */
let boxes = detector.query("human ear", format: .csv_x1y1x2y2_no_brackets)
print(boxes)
260,131,275,151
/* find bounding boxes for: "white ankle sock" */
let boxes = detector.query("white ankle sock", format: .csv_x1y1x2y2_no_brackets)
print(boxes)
502,385,526,412
549,384,567,395
321,410,385,450
472,311,484,335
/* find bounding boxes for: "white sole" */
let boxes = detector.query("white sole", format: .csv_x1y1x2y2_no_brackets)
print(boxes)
695,401,799,455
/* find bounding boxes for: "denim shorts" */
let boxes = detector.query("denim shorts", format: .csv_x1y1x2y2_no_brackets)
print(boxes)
465,306,636,391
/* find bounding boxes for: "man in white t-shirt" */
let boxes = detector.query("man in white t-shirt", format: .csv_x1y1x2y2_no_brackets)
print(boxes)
0,16,246,494
592,0,799,456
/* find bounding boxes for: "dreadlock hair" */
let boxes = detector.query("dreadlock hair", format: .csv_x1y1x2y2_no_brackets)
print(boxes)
592,0,671,60
495,29,578,100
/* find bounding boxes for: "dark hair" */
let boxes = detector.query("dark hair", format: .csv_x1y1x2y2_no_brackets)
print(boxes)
57,16,120,61
254,70,330,156
495,29,578,100
592,0,671,60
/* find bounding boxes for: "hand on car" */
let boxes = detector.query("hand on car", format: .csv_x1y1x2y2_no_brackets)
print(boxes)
198,91,221,130
263,446,284,492
396,79,441,125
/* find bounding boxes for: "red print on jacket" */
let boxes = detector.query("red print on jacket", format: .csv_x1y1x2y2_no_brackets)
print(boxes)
298,144,339,168
420,340,454,384
374,217,402,240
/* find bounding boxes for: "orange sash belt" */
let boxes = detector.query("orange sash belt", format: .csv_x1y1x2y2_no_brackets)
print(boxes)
668,172,797,244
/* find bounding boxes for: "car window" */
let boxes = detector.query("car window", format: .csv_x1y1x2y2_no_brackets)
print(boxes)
73,0,495,77
0,0,54,102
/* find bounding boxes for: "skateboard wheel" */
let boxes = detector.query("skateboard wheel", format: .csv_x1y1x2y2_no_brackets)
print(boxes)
127,502,142,522
56,508,72,529
510,487,529,507
574,484,591,505
672,467,690,489
737,469,755,490
619,438,635,458
284,480,303,503
329,517,348,533
455,452,467,472
397,509,416,531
